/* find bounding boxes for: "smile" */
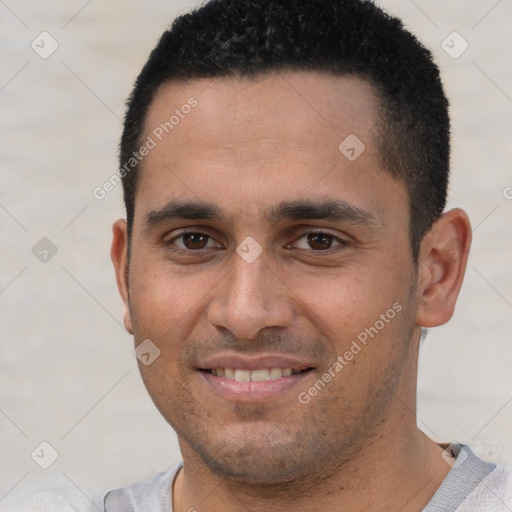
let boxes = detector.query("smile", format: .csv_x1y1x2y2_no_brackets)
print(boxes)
204,367,310,381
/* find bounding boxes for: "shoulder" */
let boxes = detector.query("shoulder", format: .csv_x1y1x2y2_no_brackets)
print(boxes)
456,464,512,511
0,490,103,512
103,463,183,512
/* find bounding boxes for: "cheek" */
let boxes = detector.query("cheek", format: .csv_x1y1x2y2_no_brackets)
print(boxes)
129,274,179,335
285,262,408,337
128,258,229,353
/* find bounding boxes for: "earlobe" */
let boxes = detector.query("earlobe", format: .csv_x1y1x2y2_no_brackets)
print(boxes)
111,219,134,335
416,208,472,328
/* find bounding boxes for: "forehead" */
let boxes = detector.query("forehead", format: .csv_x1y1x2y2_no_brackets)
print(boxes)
143,71,379,153
134,71,404,227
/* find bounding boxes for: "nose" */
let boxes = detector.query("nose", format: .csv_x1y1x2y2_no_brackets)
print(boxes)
207,249,294,341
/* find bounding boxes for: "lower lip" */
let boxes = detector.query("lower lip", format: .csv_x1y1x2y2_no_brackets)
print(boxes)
199,370,312,402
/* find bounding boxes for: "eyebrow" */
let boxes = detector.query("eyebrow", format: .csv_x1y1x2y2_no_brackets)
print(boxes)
143,198,378,229
145,200,224,227
264,199,377,225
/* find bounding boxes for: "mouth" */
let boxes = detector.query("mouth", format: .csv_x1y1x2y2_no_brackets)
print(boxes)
196,355,316,402
200,367,313,381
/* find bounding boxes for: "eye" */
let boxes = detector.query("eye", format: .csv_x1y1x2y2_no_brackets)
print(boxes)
166,231,221,251
292,231,345,251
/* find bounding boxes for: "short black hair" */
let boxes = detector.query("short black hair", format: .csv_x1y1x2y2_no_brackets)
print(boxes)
120,0,450,260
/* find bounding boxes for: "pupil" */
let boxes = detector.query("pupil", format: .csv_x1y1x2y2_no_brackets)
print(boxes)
184,233,207,249
308,233,332,250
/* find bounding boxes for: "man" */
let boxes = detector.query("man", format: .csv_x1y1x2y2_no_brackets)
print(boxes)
107,0,511,510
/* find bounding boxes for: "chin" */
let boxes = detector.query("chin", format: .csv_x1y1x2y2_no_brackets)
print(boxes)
183,423,331,485
199,448,309,485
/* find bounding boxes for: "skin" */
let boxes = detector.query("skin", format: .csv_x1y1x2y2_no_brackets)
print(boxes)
111,71,472,511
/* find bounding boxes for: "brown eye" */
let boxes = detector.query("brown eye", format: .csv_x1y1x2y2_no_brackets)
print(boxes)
180,233,210,250
292,232,343,251
165,231,220,252
307,233,335,250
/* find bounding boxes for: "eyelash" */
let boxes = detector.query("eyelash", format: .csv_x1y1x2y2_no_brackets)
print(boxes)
164,230,348,254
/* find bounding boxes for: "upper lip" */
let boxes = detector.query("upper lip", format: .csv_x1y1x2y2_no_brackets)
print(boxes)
197,353,315,372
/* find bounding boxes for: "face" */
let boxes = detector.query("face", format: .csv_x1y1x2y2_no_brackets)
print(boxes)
115,72,423,484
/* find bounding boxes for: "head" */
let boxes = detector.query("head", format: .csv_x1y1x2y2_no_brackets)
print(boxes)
112,0,471,486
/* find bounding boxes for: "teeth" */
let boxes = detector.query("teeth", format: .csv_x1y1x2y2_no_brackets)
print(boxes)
234,369,251,382
269,368,283,379
212,367,296,381
250,369,269,381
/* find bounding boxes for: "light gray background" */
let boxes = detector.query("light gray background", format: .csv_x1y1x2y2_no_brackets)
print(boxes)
1,0,511,509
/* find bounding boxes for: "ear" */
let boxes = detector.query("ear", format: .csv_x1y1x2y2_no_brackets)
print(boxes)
416,208,472,328
111,219,134,334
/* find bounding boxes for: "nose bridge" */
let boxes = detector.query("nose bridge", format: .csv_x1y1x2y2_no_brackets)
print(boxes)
230,253,269,306
208,249,293,339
